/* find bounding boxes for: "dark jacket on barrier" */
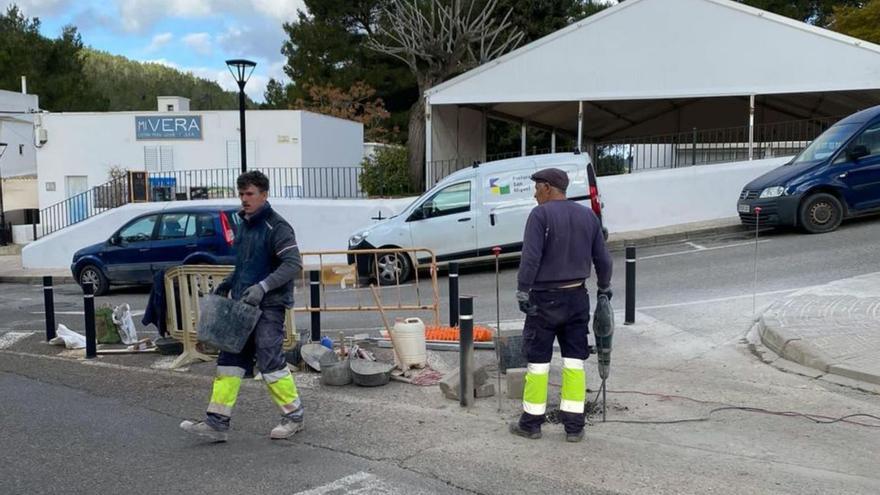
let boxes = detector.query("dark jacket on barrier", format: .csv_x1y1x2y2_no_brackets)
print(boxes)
217,202,302,308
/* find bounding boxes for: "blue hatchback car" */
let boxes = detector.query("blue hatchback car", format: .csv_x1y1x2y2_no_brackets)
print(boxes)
71,205,241,295
739,105,880,234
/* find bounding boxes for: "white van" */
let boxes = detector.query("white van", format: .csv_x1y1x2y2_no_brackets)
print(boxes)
347,152,605,284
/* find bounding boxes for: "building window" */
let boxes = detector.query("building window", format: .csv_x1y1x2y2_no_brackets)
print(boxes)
167,104,174,111
144,146,174,172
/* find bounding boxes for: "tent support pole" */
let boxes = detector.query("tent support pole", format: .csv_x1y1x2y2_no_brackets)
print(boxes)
748,94,756,161
577,101,584,152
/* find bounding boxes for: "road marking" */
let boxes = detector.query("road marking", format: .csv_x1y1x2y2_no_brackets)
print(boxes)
685,241,706,250
0,332,35,350
292,471,401,495
639,240,770,261
637,288,801,311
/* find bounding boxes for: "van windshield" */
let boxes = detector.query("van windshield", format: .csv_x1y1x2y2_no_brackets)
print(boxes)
791,123,859,165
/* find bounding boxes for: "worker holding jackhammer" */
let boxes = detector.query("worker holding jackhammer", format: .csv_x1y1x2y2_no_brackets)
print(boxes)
510,167,613,443
180,170,304,442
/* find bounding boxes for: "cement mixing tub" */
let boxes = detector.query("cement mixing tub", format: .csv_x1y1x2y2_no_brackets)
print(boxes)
350,359,393,387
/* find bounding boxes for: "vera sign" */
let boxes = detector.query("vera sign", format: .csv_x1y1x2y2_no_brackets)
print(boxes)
135,115,203,140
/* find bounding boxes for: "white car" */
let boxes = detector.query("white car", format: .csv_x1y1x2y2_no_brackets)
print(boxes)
348,152,605,284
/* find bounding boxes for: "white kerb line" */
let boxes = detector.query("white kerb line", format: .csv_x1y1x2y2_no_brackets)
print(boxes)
752,210,762,321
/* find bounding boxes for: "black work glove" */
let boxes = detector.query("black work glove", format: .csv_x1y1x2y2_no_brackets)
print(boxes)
516,291,537,316
598,286,613,301
241,284,266,307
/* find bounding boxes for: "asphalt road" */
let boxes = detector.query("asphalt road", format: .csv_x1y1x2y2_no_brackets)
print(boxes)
0,370,469,495
4,215,880,337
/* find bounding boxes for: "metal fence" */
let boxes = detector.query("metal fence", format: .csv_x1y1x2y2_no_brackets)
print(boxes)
594,116,843,174
36,166,365,239
38,175,130,239
148,166,365,201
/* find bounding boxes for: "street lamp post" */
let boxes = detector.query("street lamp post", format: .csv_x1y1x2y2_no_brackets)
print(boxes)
225,59,256,174
0,142,8,246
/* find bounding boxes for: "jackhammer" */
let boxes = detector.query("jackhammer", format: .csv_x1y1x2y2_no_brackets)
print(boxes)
593,292,614,422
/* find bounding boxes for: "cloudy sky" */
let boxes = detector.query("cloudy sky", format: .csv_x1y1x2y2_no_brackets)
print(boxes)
4,0,308,102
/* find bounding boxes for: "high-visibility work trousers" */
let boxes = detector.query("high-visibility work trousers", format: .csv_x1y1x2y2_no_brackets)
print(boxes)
519,287,590,434
205,307,302,431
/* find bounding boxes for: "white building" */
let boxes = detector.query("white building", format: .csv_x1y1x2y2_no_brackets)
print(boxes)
35,97,365,210
0,87,39,179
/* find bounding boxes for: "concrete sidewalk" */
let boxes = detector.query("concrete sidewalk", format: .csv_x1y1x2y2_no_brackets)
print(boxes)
757,272,880,386
0,217,748,285
0,255,72,284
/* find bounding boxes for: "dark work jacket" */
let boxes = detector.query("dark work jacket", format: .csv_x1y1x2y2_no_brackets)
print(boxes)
224,202,302,308
517,199,613,292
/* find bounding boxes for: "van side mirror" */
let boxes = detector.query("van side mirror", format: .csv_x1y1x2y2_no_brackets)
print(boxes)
846,144,870,161
407,207,424,222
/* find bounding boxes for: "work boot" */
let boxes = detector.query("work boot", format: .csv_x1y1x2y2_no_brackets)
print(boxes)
179,419,228,442
565,430,585,443
270,417,304,440
508,422,541,440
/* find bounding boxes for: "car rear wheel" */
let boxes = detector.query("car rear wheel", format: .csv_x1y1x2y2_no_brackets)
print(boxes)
78,264,109,296
372,251,412,285
799,193,843,234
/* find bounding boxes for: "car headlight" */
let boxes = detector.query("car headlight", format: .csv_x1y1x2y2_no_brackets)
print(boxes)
759,186,786,199
349,231,370,246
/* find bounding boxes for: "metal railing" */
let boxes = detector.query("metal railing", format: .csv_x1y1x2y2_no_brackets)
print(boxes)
35,166,366,239
149,166,366,200
594,116,843,173
38,175,131,239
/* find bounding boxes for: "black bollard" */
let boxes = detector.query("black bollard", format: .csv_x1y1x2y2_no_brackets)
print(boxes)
43,276,56,341
459,295,474,408
449,262,460,327
309,270,321,342
83,282,97,359
625,245,636,325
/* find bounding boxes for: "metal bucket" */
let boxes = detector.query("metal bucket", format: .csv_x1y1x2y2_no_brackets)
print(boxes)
496,328,527,373
350,359,393,387
196,295,262,354
321,359,352,386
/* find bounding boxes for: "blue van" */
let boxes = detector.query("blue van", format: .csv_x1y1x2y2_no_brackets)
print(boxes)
738,105,880,233
71,205,241,295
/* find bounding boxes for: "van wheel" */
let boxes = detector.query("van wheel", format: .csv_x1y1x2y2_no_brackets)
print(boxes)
799,193,843,234
78,264,109,296
373,251,412,285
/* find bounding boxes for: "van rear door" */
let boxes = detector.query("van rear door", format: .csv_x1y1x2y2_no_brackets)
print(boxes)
474,163,538,256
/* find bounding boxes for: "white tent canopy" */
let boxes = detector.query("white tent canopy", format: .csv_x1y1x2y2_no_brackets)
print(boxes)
424,0,880,180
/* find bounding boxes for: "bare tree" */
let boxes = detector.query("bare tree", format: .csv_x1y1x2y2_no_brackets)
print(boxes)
367,0,524,189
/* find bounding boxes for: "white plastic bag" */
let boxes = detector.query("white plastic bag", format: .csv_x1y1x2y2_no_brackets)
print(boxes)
49,324,86,349
112,304,138,345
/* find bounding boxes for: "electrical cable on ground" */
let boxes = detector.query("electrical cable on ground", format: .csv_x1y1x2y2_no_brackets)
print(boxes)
584,389,880,429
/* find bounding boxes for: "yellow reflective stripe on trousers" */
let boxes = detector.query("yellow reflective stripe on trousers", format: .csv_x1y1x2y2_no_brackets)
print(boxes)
265,370,300,413
207,375,242,416
560,358,586,413
523,362,550,416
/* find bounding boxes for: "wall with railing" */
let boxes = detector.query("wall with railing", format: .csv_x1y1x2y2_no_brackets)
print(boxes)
35,166,366,239
426,116,841,185
23,197,415,269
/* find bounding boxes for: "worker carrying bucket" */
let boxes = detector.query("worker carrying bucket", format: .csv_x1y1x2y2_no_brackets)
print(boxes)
180,171,304,443
510,167,613,443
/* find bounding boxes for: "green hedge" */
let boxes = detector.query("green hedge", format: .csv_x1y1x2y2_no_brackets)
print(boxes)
359,146,418,197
